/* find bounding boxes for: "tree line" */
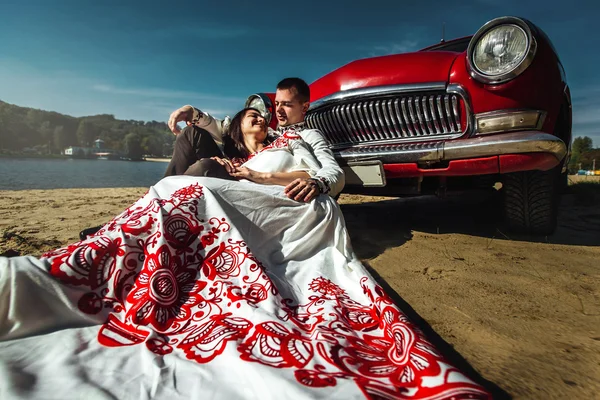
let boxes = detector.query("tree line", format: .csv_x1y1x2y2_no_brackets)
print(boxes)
568,136,599,173
0,100,174,160
2,99,597,170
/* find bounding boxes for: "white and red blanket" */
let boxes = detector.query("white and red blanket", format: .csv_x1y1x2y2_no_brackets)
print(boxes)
0,176,490,399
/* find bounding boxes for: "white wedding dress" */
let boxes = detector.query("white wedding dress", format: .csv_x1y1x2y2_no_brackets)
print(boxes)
0,135,490,399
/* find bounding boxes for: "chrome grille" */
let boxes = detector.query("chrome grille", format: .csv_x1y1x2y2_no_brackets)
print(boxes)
306,92,464,147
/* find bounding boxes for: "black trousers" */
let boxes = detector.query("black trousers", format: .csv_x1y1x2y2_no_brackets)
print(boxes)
163,125,234,180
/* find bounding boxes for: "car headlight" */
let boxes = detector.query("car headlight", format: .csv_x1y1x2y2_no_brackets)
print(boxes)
244,93,273,124
467,17,537,84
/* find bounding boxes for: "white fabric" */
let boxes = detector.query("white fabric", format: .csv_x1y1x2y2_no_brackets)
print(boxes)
241,135,321,178
0,177,489,400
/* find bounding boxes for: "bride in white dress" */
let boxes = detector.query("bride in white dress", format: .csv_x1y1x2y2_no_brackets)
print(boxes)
210,107,322,191
0,109,490,399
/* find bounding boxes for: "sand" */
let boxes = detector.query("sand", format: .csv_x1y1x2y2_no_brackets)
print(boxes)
1,181,599,399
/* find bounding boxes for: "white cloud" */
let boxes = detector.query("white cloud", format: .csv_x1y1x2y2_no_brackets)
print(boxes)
572,107,600,126
369,39,421,56
91,84,241,103
0,59,242,122
138,101,236,120
571,85,600,143
571,84,600,100
90,84,244,120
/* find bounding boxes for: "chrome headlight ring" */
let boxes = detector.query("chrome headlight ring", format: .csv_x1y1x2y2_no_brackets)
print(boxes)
244,93,273,125
467,16,537,85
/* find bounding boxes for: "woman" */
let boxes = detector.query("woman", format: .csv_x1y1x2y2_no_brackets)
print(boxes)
0,112,491,399
79,107,320,240
195,107,322,188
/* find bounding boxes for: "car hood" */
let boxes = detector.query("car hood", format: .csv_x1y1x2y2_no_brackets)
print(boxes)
310,51,461,101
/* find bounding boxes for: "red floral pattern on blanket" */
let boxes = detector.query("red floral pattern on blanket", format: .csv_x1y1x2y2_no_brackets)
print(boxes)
125,244,205,332
42,183,490,399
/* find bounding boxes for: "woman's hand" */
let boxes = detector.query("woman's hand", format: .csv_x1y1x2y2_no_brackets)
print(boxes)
229,166,265,182
210,157,236,173
210,158,265,182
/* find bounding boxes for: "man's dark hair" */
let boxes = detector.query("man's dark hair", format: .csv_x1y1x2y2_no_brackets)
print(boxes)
276,77,310,103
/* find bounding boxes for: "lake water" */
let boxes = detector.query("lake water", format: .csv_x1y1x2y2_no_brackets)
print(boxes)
0,158,170,190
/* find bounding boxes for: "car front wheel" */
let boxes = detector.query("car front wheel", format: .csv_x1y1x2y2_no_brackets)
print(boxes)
502,167,560,235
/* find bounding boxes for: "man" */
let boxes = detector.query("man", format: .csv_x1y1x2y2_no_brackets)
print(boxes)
166,78,344,202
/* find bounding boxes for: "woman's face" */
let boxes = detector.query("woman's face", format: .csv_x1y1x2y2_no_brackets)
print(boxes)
241,109,267,140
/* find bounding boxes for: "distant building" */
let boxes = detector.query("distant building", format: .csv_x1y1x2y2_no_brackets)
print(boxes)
64,139,121,159
64,146,93,157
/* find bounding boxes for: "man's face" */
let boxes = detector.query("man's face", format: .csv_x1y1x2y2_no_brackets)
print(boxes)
274,88,309,127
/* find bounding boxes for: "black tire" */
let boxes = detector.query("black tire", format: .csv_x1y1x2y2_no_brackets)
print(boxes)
502,168,560,235
558,169,569,194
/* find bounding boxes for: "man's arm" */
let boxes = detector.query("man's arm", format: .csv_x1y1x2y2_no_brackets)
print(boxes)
297,129,345,197
168,105,194,134
168,105,229,153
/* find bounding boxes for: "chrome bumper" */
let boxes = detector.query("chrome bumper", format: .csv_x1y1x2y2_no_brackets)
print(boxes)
333,131,567,164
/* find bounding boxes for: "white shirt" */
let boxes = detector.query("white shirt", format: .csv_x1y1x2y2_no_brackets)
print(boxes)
269,124,345,197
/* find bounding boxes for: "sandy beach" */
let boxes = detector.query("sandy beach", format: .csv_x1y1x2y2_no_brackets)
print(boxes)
1,180,599,399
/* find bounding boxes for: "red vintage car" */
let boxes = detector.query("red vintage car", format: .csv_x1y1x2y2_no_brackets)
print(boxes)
245,16,571,235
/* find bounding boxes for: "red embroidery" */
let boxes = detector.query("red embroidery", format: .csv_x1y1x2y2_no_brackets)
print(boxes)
282,130,302,140
294,368,338,388
309,277,346,298
98,314,149,347
179,313,253,363
146,337,173,355
231,156,248,165
125,244,205,332
43,182,490,399
239,322,313,368
173,183,204,200
246,132,303,160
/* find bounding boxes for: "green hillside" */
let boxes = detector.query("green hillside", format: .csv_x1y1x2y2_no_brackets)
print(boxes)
0,100,174,158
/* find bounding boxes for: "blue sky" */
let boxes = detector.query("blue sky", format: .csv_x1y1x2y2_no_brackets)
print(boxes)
0,0,598,145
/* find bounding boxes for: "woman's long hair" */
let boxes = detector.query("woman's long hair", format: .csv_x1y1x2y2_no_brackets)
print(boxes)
223,107,270,160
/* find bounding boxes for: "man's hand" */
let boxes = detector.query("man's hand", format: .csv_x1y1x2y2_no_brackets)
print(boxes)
168,105,194,135
210,156,236,173
284,178,320,203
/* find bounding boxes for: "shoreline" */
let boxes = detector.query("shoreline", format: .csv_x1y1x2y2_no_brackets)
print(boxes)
0,154,171,162
144,157,171,163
